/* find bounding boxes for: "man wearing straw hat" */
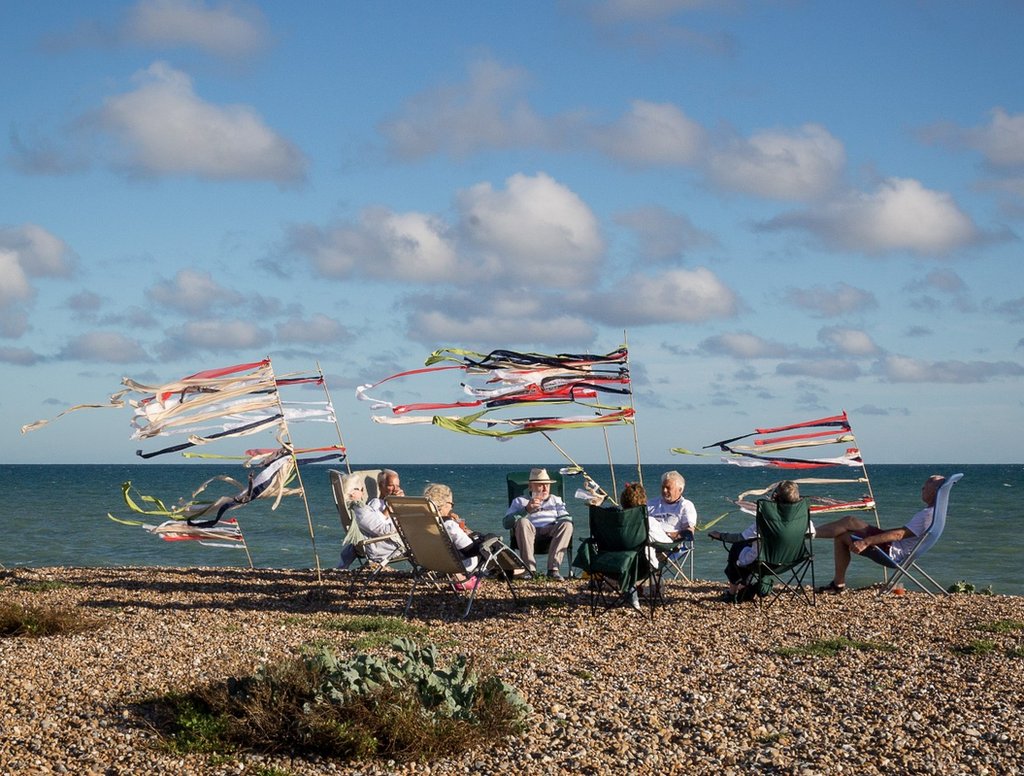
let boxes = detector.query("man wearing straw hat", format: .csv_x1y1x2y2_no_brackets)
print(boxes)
504,467,573,580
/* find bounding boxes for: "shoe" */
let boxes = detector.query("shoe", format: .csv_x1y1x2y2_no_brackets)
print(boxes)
816,580,847,594
547,569,565,581
454,576,481,592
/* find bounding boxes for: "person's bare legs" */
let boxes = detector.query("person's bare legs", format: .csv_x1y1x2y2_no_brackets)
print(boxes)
814,514,870,540
814,515,870,587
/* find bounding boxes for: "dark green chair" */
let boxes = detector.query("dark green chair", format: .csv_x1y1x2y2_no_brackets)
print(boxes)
749,498,816,607
504,470,573,577
572,504,655,615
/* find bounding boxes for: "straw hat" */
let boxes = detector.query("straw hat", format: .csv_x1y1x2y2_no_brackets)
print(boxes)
528,467,556,484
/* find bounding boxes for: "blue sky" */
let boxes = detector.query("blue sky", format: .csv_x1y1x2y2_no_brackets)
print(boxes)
3,0,1023,466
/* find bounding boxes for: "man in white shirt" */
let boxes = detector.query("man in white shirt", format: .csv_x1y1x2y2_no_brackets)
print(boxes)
812,474,946,594
647,470,698,540
503,467,573,580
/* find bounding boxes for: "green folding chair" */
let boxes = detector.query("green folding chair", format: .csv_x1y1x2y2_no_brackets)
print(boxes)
504,470,574,577
572,504,656,616
748,498,816,607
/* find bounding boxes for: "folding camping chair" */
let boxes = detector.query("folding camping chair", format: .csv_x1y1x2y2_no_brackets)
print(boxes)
388,496,528,619
659,530,695,582
863,472,963,596
572,504,657,616
747,497,816,607
504,470,574,578
329,469,409,577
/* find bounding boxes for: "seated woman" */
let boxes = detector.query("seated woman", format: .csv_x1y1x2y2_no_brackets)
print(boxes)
423,482,497,591
708,480,806,600
338,473,403,568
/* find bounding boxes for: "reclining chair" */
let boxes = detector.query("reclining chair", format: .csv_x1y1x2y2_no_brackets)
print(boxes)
388,496,528,619
861,472,963,596
329,469,409,578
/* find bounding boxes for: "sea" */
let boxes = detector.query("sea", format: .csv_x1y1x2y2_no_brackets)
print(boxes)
2,463,1020,595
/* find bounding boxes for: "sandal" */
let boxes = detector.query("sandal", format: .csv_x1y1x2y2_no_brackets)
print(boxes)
816,580,847,594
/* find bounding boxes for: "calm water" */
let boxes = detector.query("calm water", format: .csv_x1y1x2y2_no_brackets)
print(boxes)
2,463,1020,595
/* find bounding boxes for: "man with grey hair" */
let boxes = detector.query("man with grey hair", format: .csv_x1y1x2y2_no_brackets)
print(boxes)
647,470,698,540
369,469,404,516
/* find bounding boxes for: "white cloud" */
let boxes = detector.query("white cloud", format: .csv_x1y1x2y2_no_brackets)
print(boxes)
159,318,272,358
880,355,1024,383
286,208,457,282
59,331,149,362
966,108,1024,168
589,267,738,324
378,57,558,160
122,0,270,59
0,251,32,307
291,173,599,288
276,313,348,344
457,172,604,287
0,346,43,366
784,282,877,318
776,360,863,380
614,206,715,261
0,225,75,337
700,331,794,359
96,62,305,182
0,224,76,277
590,100,705,166
146,268,242,315
817,326,880,357
764,177,980,256
406,291,594,345
707,124,845,201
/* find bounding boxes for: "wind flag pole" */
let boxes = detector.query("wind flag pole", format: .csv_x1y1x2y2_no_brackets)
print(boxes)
541,430,617,506
602,427,618,502
317,361,351,475
268,357,323,583
623,330,643,488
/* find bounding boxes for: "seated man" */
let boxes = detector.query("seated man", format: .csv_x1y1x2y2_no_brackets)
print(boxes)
647,470,698,541
338,473,404,568
368,468,404,516
813,474,946,594
504,467,573,580
709,480,805,599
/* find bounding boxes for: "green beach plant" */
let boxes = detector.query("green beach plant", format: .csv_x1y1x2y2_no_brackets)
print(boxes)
143,637,531,762
974,619,1024,634
0,601,100,638
951,639,998,656
775,636,897,658
947,580,994,595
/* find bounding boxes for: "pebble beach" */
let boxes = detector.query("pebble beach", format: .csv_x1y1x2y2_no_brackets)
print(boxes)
3,565,1024,775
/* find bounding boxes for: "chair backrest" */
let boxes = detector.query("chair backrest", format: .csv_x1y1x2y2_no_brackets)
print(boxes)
588,504,648,552
755,499,812,566
388,496,466,575
328,469,382,530
506,470,565,505
907,472,963,559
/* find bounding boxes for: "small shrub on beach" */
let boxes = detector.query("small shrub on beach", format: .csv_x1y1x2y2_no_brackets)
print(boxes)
0,601,100,638
948,580,994,595
144,637,530,762
16,580,79,593
319,615,429,650
951,639,998,656
776,637,896,658
975,619,1024,634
